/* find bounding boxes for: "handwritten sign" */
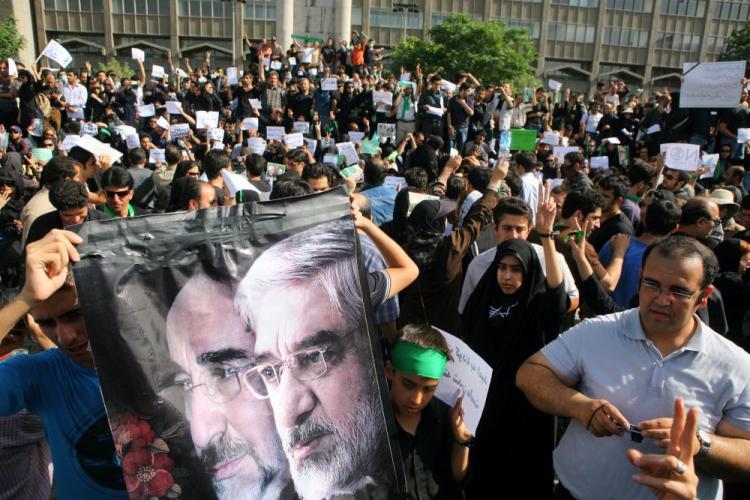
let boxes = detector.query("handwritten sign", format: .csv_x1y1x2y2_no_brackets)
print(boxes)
540,131,560,146
240,117,259,131
125,134,140,150
432,328,492,435
323,153,340,166
292,121,310,135
151,65,165,79
80,123,99,136
265,126,285,141
700,153,719,179
680,61,746,108
247,137,266,156
170,123,190,139
407,192,439,216
377,123,396,140
383,176,407,190
321,78,338,91
139,103,155,118
41,40,72,68
660,143,701,171
737,128,750,144
226,66,238,86
590,156,609,170
155,116,170,130
283,132,304,148
348,131,365,143
441,80,456,94
304,138,317,156
209,128,225,142
336,141,359,166
548,79,562,92
60,134,79,151
76,135,123,164
249,99,262,110
553,146,579,165
196,111,219,130
373,91,393,107
165,101,183,115
131,48,144,62
149,148,165,164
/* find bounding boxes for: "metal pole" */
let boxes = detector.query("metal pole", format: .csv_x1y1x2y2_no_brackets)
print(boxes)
232,2,236,65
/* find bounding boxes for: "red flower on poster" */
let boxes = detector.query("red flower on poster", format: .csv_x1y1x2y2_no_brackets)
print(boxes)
122,446,175,498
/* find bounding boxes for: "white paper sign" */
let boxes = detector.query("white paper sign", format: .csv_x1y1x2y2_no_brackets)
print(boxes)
115,124,137,138
348,131,365,143
680,61,746,108
373,91,393,107
304,138,317,156
139,103,155,118
221,169,258,197
266,126,285,141
270,60,282,70
323,153,340,166
547,79,562,92
131,48,145,62
151,65,165,79
700,153,719,179
165,101,183,115
408,192,440,216
212,141,225,150
441,80,457,94
283,132,304,148
336,141,359,166
80,122,99,136
226,66,238,85
540,131,560,146
301,48,314,64
125,134,140,150
156,116,170,130
149,148,165,164
427,106,444,116
377,123,396,139
288,57,296,66
400,72,411,82
241,117,259,131
660,143,702,171
249,99,262,110
432,327,492,436
553,146,579,165
383,176,407,190
590,156,609,170
75,135,123,164
209,128,225,142
41,40,72,68
737,128,750,144
196,111,219,129
321,78,338,91
292,121,310,135
60,134,80,151
170,123,190,138
6,59,17,77
247,137,267,155
646,124,661,134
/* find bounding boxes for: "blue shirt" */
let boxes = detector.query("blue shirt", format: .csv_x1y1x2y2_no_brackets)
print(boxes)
361,185,397,226
599,238,649,308
0,349,127,499
542,309,750,500
359,233,400,325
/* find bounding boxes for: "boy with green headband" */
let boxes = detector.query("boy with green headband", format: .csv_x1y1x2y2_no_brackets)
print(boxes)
385,324,473,498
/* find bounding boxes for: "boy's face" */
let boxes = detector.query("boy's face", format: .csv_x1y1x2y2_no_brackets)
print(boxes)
385,362,439,417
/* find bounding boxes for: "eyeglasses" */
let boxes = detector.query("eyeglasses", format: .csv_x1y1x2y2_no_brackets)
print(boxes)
176,364,251,404
186,171,200,178
640,278,698,301
241,329,356,399
105,189,131,199
702,215,722,226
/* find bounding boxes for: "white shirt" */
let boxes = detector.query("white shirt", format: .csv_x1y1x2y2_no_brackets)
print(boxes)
542,309,750,500
62,83,87,119
520,171,540,225
582,112,603,133
458,244,579,314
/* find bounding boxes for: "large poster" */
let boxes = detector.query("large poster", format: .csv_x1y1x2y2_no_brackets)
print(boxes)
72,188,405,500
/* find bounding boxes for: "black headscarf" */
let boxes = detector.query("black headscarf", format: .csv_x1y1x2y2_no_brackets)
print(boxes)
403,199,447,272
462,239,548,365
714,238,743,274
0,153,26,217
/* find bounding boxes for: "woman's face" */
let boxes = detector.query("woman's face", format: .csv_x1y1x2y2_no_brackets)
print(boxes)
0,180,16,197
496,255,523,295
739,252,750,275
186,166,200,178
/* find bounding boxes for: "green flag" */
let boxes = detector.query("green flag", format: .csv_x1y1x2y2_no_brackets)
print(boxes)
292,34,325,44
360,135,380,156
509,129,537,152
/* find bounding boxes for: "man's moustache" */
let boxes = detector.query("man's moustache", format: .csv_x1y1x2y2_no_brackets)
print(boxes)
283,419,336,452
200,437,253,473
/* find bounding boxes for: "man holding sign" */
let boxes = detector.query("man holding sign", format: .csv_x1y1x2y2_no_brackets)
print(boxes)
385,324,472,498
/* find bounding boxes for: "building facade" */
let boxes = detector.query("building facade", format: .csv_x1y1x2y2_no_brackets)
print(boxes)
6,0,749,91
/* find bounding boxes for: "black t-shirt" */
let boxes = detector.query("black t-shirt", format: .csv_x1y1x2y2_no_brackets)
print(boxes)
588,211,634,252
525,103,548,129
287,92,314,120
234,86,259,120
719,106,749,135
448,96,470,128
321,46,337,65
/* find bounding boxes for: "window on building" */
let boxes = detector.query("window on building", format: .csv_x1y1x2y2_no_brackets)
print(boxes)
498,18,541,39
603,27,649,47
371,8,423,29
656,31,702,51
547,22,596,43
551,0,599,6
661,0,706,17
243,2,276,21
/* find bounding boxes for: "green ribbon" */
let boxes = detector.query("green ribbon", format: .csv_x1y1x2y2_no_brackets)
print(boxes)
391,341,448,380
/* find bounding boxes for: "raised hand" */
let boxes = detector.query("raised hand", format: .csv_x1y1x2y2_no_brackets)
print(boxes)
19,230,82,305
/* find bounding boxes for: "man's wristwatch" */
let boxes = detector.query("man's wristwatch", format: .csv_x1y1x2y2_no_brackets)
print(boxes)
696,429,711,458
537,230,558,239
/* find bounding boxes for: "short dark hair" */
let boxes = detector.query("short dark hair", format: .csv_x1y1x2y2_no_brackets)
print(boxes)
504,171,522,197
394,324,452,361
561,189,606,219
405,167,428,190
627,160,656,186
165,144,183,165
40,156,78,188
515,151,537,172
363,158,385,186
430,74,442,83
245,154,266,177
644,199,681,236
269,178,312,200
302,163,329,182
467,167,490,192
446,175,466,200
285,148,308,164
679,198,716,226
100,166,134,189
203,150,231,181
565,151,585,167
50,179,88,211
493,196,532,225
642,235,719,290
67,146,96,167
598,174,628,201
128,148,147,167
664,167,691,186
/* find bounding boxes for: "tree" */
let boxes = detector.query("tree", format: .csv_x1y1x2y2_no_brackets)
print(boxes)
0,17,25,61
390,15,539,88
96,58,137,78
719,22,750,76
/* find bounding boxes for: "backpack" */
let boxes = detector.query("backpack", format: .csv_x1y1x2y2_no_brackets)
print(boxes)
35,93,51,118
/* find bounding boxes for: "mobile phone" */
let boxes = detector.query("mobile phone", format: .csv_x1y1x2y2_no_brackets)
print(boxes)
618,424,643,443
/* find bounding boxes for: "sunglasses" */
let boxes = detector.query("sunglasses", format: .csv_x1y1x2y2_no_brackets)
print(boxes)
105,189,131,199
186,171,200,178
663,174,677,181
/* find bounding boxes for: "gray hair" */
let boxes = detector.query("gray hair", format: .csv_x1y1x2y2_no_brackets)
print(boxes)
235,219,363,331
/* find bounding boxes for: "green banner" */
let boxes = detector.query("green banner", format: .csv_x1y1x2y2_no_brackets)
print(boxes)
509,129,537,152
292,34,325,44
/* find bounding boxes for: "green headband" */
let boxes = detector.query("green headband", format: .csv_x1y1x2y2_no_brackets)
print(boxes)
391,341,448,380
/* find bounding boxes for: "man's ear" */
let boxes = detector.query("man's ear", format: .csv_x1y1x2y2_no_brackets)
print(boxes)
187,199,198,211
696,285,714,310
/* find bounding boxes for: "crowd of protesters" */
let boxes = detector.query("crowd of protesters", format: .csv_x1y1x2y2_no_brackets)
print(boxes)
0,30,748,500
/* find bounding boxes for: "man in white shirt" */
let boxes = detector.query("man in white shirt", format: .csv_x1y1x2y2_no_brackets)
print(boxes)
62,73,87,121
516,151,541,225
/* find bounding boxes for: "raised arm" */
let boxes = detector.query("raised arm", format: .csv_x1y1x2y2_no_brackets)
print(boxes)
535,183,562,289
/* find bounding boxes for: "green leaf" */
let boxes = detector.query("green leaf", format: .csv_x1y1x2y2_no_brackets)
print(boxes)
0,17,25,60
719,21,750,76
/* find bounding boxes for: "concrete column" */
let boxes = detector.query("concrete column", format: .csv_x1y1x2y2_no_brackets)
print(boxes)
483,0,492,20
102,0,115,57
234,2,244,67
589,0,608,96
335,0,352,45
31,0,47,63
422,0,433,38
697,0,715,62
170,0,180,58
643,0,663,90
362,0,371,34
277,0,294,51
536,0,551,77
